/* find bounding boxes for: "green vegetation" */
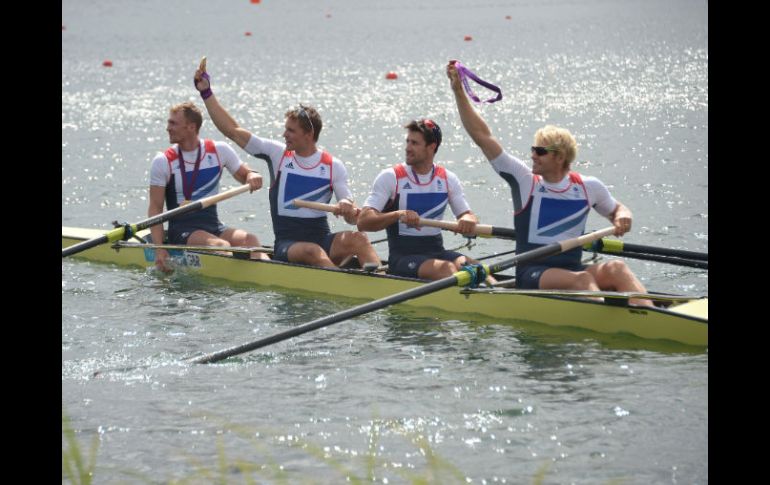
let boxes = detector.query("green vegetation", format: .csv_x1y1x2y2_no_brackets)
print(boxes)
62,411,99,485
63,411,625,484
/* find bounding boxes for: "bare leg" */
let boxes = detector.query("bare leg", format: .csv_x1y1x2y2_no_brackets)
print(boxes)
329,231,381,268
539,267,602,301
220,228,270,260
186,230,233,256
287,241,337,268
418,259,459,280
586,260,654,307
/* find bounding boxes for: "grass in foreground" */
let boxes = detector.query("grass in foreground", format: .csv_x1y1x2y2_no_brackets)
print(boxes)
63,411,626,484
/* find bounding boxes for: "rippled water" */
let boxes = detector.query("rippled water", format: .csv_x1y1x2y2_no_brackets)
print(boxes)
63,0,707,482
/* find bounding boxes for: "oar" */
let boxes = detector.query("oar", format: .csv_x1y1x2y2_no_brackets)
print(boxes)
292,199,516,239
189,226,615,364
62,184,252,257
585,238,707,261
112,241,274,255
475,239,707,269
469,286,703,303
602,251,707,270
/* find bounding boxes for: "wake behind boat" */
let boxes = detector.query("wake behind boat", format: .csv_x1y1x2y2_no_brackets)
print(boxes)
62,226,708,347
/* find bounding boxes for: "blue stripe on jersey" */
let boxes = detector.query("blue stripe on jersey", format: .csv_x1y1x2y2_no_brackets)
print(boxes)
537,198,588,228
407,192,448,218
282,173,331,207
422,203,448,220
538,206,589,237
190,166,221,199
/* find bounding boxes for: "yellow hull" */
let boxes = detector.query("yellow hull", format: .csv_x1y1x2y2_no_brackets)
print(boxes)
62,227,708,347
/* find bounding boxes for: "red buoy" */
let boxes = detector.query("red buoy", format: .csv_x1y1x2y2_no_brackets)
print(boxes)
62,25,66,31
245,31,252,36
505,15,512,20
385,72,398,80
464,35,473,41
250,0,261,4
102,60,113,67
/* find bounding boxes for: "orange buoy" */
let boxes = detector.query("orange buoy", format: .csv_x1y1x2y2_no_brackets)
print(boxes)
245,31,252,36
464,35,473,41
250,0,261,4
102,60,113,67
385,72,398,80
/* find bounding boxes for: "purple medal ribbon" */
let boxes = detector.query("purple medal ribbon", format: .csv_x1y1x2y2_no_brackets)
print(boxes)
178,142,203,204
455,61,503,104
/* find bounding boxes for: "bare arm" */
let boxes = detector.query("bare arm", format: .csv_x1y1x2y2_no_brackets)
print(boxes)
357,207,419,232
148,185,172,272
233,164,263,193
608,201,633,236
446,61,504,161
194,64,252,149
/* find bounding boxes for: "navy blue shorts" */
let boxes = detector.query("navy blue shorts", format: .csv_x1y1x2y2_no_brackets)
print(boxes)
273,232,338,262
516,263,586,289
388,250,465,279
168,221,227,245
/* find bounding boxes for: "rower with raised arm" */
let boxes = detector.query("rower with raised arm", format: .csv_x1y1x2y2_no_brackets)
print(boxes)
447,60,653,306
357,119,494,282
148,101,269,273
193,58,380,269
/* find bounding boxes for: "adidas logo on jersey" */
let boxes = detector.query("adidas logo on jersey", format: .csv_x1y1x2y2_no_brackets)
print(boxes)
286,162,295,169
403,182,412,189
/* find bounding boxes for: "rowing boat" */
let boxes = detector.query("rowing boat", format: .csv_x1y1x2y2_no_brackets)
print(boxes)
62,226,708,347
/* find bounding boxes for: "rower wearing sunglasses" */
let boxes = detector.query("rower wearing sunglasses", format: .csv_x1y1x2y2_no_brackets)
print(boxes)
446,60,653,307
357,119,493,282
193,60,380,269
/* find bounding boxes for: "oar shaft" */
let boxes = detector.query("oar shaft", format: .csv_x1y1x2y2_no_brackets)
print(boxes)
292,199,516,238
490,227,616,274
62,184,251,257
590,238,707,261
190,226,615,364
607,251,708,269
189,276,459,364
113,241,274,254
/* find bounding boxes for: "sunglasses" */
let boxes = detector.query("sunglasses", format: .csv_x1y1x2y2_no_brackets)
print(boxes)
531,145,558,156
296,105,314,134
417,119,442,148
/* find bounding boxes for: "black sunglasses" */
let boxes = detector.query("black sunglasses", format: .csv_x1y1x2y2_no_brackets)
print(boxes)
531,145,557,156
297,105,314,134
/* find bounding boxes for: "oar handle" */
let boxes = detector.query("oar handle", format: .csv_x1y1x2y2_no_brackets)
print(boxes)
416,218,492,235
292,199,516,238
196,184,251,209
292,199,340,212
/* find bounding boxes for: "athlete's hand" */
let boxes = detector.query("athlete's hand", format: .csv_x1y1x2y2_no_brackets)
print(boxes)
446,60,462,91
246,171,263,192
454,217,477,235
194,56,212,98
399,210,421,229
154,248,173,273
